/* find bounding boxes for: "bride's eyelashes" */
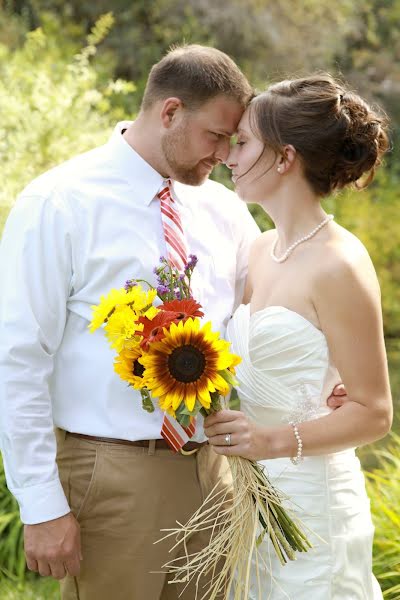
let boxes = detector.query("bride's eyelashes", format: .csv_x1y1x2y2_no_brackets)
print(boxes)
230,135,245,147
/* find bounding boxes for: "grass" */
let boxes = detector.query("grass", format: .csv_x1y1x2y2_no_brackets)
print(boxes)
0,575,59,599
0,456,25,579
364,433,400,599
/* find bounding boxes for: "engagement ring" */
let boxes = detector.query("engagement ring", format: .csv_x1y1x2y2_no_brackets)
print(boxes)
224,433,231,446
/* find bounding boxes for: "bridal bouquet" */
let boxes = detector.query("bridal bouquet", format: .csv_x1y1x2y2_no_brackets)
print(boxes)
89,255,239,436
89,256,311,599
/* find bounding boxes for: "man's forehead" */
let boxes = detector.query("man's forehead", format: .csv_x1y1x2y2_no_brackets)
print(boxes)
199,96,244,134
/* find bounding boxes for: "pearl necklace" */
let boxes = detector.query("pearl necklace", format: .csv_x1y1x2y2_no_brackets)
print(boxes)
271,214,334,263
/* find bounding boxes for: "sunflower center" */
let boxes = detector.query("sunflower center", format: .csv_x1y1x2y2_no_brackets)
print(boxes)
168,344,206,383
133,360,145,378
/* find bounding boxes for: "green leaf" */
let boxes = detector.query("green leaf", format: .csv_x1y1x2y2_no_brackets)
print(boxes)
176,413,190,428
229,387,241,410
140,388,154,413
219,369,239,387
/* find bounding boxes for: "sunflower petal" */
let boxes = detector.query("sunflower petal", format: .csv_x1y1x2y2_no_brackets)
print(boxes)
185,387,197,412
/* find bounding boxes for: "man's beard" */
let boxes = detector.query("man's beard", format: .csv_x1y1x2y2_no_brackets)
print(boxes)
161,125,214,186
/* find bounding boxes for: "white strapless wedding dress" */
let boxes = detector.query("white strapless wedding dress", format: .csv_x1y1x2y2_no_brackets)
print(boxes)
226,304,382,600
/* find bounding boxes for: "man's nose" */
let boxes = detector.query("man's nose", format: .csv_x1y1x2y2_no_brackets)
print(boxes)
214,137,231,163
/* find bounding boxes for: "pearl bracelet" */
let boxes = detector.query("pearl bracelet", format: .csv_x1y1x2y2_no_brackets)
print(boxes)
289,422,304,465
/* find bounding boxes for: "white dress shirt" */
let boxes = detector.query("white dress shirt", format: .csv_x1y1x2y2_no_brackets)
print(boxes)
0,122,260,524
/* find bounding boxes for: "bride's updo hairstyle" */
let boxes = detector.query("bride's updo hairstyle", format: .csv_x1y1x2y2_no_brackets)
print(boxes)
249,74,389,196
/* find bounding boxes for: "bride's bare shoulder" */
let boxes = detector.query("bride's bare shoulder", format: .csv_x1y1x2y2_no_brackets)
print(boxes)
250,228,275,251
261,228,276,241
329,223,373,263
316,223,379,294
248,228,276,267
312,224,384,351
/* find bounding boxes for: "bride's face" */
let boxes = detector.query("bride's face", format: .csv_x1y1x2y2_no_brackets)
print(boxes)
226,108,279,204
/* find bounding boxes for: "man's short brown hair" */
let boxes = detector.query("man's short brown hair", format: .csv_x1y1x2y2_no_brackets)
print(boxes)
141,44,253,111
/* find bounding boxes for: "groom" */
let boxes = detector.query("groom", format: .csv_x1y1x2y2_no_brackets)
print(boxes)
0,44,346,599
0,44,255,600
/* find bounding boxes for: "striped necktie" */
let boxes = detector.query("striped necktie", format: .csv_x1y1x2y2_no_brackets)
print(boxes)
157,179,196,451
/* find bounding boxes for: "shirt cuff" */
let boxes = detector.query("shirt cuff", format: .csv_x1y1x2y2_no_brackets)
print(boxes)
13,478,71,525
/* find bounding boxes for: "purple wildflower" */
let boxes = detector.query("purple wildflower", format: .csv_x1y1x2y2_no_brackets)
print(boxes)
188,254,198,267
124,279,137,291
157,284,169,296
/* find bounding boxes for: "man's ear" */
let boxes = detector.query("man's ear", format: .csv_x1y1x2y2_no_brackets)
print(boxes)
277,144,297,174
160,97,184,128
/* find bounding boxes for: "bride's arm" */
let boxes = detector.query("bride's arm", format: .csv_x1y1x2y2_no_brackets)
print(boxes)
299,245,392,451
205,246,393,461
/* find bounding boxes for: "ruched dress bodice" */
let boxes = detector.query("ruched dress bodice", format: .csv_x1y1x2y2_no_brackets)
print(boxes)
226,304,382,600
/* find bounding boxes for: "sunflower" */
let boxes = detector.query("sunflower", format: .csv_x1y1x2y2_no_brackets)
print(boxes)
228,352,242,375
139,318,240,413
114,345,146,390
89,286,157,333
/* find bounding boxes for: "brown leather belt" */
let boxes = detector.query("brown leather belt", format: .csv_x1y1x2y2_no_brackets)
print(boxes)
66,431,207,452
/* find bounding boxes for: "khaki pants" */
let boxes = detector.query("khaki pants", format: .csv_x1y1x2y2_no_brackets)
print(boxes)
55,428,231,600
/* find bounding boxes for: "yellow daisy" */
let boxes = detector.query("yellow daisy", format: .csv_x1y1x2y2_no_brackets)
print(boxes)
89,285,157,333
139,318,241,413
104,305,143,352
143,305,159,320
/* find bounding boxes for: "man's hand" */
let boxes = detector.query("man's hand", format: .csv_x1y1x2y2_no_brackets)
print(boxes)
24,512,82,580
327,383,348,409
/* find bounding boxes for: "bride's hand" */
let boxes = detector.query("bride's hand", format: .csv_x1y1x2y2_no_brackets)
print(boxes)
204,409,267,460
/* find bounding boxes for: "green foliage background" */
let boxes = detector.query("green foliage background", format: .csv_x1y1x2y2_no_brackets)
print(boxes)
0,2,399,597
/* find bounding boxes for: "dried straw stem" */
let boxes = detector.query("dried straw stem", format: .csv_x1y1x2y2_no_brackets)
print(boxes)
157,456,312,600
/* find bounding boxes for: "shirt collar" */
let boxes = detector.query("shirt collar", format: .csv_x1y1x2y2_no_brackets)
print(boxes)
107,121,165,206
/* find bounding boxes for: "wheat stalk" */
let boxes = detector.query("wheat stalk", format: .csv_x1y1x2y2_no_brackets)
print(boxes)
157,456,312,599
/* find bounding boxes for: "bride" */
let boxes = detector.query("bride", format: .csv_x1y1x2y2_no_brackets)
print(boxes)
204,74,392,599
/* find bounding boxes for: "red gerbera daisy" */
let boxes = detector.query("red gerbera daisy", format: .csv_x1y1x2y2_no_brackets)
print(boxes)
136,310,178,350
159,299,204,321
